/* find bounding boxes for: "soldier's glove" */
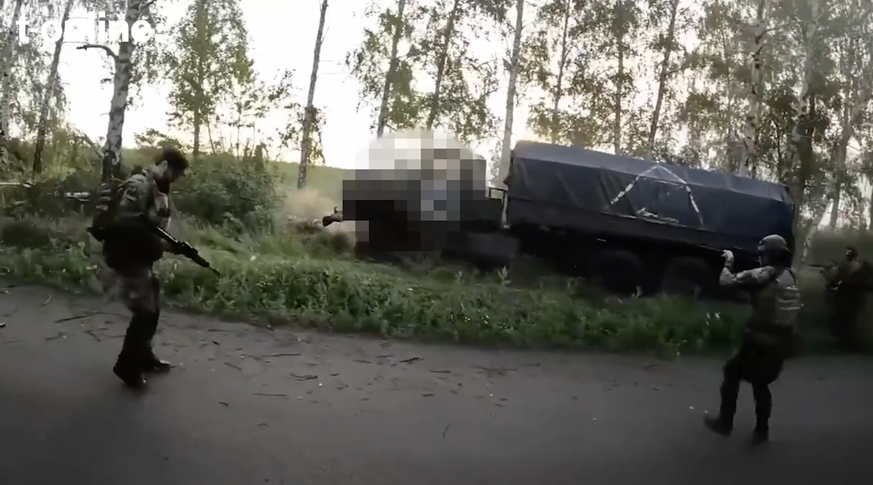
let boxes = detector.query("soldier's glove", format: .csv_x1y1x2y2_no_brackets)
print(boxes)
722,250,734,269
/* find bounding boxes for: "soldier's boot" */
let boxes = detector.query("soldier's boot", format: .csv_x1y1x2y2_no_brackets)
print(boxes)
751,382,771,445
704,376,739,437
113,313,150,388
704,415,733,436
113,343,146,388
138,311,170,373
141,345,172,373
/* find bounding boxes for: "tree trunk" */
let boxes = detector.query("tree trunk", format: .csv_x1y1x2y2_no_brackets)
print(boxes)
646,0,678,158
298,0,328,190
784,0,819,231
0,0,24,165
33,0,76,174
829,179,842,230
498,0,524,183
798,199,830,266
550,0,571,143
828,77,870,229
206,119,217,154
613,13,625,156
738,0,767,177
376,0,407,137
193,110,201,157
83,0,147,181
191,1,207,158
425,0,461,129
868,185,873,230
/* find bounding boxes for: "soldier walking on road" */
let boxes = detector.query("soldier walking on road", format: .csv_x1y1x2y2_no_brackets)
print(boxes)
704,235,802,444
89,148,189,388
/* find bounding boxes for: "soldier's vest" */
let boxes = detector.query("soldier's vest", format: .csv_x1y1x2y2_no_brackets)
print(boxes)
90,168,151,237
749,266,802,335
91,169,167,268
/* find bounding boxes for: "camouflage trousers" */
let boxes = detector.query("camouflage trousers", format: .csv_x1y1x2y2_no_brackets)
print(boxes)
112,265,162,363
115,266,161,314
718,339,784,428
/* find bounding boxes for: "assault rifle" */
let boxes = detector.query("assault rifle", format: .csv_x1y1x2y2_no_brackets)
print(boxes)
151,225,220,276
87,222,220,276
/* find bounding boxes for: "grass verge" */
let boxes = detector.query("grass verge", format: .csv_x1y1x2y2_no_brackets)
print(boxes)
0,215,846,355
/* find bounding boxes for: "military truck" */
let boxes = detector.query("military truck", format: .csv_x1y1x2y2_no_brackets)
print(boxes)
337,140,796,297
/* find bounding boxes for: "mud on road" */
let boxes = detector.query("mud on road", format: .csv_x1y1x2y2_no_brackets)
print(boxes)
1,282,873,485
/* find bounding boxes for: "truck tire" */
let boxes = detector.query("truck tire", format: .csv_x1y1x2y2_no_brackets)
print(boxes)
445,231,519,270
591,249,644,295
660,256,713,297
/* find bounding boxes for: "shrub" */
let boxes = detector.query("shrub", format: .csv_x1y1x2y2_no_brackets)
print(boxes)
172,153,283,232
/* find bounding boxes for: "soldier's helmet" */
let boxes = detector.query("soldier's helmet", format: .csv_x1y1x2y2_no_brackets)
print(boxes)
757,234,790,258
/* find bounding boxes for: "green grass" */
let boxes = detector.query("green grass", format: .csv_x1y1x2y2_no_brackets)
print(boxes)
0,214,767,355
1,145,862,356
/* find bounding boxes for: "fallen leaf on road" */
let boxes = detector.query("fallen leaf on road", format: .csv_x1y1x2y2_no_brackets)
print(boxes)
224,362,242,371
422,393,435,397
0,322,5,328
442,424,450,438
262,352,301,358
291,373,317,381
254,392,287,397
429,369,451,374
399,356,422,363
219,401,229,407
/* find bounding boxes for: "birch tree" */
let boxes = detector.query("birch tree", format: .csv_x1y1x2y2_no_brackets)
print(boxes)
347,0,424,134
591,0,641,156
0,0,24,168
778,0,826,233
298,0,328,189
497,0,524,182
166,0,250,158
645,0,696,159
737,0,768,177
418,0,507,142
78,0,164,180
32,0,76,174
522,0,607,147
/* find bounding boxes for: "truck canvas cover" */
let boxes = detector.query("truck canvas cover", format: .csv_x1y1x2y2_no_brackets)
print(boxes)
506,141,795,252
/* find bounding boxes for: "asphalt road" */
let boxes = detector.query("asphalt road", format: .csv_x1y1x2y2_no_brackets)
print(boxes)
2,283,873,485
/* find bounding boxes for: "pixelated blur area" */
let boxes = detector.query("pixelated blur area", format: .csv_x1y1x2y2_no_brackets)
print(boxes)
342,129,488,253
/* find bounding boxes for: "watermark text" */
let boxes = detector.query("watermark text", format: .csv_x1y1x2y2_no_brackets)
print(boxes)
16,11,156,45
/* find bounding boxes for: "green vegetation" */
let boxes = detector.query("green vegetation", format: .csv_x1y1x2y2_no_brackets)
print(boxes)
0,147,860,356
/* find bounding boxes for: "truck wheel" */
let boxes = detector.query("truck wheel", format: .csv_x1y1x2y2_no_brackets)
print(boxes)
660,257,713,297
592,249,644,295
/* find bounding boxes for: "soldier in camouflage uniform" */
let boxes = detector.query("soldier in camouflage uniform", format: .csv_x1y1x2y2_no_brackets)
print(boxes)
91,148,189,388
828,246,868,351
704,234,802,444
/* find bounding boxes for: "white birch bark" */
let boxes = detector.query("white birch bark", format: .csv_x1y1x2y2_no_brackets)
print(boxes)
498,0,525,183
298,0,328,189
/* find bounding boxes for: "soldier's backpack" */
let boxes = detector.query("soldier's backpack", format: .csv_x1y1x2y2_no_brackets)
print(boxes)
88,168,148,241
